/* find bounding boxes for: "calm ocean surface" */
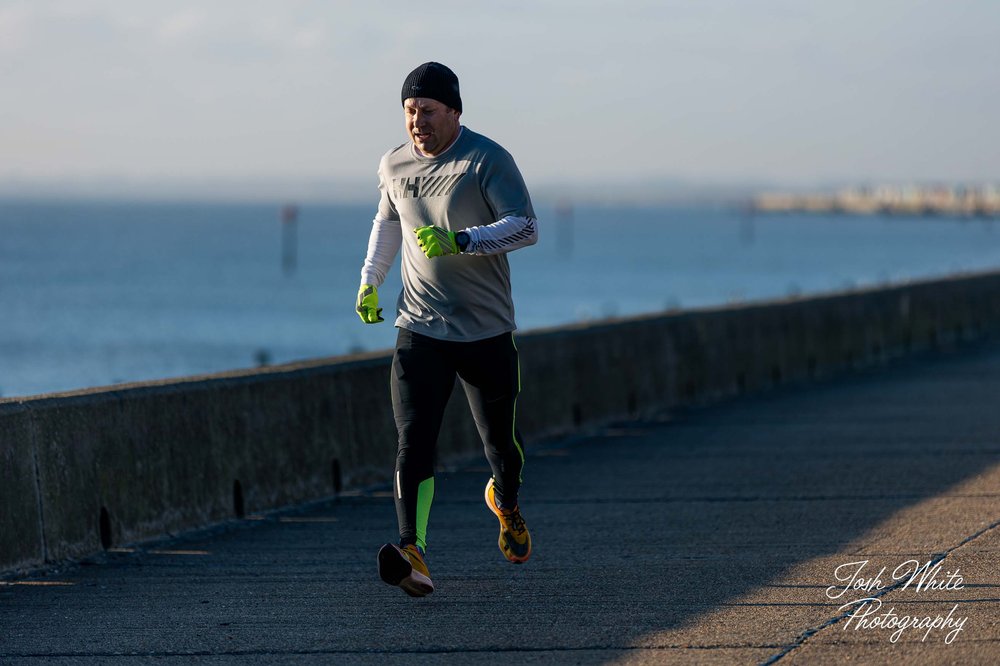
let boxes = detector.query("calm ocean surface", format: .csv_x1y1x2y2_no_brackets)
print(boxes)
1,199,998,398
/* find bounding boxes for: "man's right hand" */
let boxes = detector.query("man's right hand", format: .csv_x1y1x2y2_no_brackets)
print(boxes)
356,284,384,324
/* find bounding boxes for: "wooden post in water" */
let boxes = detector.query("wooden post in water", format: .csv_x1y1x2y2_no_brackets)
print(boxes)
281,204,299,275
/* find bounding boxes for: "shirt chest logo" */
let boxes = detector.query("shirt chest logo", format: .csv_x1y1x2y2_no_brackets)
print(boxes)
393,173,466,200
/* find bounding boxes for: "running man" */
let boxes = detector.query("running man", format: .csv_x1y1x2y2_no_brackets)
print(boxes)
356,62,538,597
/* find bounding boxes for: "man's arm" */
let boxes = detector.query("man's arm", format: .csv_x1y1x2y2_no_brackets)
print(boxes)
357,215,401,324
469,143,536,255
360,215,402,287
413,215,537,258
458,215,537,255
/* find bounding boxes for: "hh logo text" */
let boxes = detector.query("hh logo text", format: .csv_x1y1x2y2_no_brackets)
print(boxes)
393,173,466,199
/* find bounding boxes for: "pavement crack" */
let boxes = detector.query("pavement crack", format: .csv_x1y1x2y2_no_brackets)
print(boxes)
759,515,1000,665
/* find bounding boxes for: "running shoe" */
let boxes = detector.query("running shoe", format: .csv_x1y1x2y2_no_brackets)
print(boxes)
484,478,532,563
377,543,434,597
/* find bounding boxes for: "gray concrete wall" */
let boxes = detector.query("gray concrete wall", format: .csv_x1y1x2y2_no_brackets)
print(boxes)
3,271,1000,575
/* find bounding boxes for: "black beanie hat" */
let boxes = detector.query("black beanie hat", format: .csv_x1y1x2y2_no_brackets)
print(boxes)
401,62,462,113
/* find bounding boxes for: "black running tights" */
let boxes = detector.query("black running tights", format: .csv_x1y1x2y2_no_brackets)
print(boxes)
390,328,525,550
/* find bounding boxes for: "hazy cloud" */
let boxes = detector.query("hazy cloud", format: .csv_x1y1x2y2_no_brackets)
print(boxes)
2,1,999,198
0,5,32,52
155,9,209,45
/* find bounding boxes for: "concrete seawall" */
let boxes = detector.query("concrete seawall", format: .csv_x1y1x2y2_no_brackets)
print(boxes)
3,270,1000,575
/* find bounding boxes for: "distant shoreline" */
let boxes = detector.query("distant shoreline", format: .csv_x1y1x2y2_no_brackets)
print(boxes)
752,185,1000,218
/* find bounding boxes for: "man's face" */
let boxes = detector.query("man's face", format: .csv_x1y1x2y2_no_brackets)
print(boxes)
404,97,460,156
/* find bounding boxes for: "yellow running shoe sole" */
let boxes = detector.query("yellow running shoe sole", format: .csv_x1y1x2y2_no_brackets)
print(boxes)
377,544,434,597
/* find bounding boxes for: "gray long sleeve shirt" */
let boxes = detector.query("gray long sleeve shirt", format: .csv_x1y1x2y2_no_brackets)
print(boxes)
360,127,537,341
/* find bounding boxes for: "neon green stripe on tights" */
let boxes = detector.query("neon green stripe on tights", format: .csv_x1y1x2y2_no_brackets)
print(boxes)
415,477,434,552
512,336,525,482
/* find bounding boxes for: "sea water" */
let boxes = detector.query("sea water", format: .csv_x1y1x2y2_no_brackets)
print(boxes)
1,199,998,398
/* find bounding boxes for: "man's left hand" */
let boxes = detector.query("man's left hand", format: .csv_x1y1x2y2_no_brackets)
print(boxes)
414,226,458,258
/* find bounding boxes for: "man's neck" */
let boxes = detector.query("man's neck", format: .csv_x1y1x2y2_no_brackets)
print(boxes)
416,126,463,157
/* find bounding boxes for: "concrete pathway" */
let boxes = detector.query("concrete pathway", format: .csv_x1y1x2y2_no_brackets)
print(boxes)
2,344,999,665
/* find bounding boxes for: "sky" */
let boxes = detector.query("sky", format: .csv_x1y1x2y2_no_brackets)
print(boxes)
2,0,999,202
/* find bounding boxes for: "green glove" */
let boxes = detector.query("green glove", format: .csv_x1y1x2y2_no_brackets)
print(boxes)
356,284,384,324
414,225,458,258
